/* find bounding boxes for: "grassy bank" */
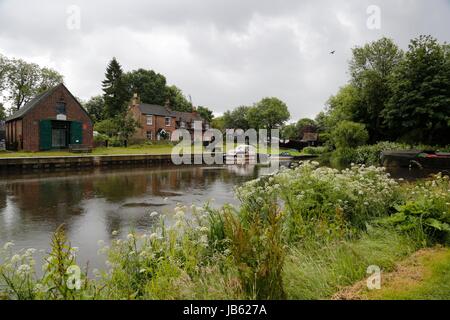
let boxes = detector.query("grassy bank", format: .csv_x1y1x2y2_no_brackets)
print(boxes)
334,247,450,300
0,162,448,300
0,144,300,158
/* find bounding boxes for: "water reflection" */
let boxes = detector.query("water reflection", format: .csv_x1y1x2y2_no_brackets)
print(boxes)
0,164,267,269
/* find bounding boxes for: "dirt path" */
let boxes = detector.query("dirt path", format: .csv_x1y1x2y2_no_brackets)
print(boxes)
333,247,450,300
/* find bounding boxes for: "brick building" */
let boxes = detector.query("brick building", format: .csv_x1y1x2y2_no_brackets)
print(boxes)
129,94,209,142
5,84,93,151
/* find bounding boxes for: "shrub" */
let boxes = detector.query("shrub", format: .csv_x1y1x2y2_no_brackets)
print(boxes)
332,121,369,149
302,146,329,155
378,174,450,245
236,162,401,243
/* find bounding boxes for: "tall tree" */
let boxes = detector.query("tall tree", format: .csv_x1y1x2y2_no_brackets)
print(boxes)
123,69,167,105
84,95,106,123
6,58,63,110
383,35,450,144
0,54,9,96
0,103,6,121
102,57,128,118
211,116,225,132
165,85,192,112
196,106,214,123
222,105,251,130
349,37,403,142
248,97,290,135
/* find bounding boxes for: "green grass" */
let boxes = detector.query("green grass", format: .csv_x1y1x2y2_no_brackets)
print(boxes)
0,144,301,158
363,247,450,300
0,144,175,157
283,228,418,299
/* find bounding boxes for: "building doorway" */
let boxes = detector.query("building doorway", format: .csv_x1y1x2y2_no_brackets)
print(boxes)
51,121,70,149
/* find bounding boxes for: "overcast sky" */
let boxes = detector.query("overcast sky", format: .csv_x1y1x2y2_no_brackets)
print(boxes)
0,0,449,120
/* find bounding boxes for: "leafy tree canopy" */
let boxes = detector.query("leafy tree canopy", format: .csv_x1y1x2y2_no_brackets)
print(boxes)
196,106,214,123
332,121,369,149
165,85,192,112
123,69,167,105
383,35,450,144
84,95,105,123
4,58,63,110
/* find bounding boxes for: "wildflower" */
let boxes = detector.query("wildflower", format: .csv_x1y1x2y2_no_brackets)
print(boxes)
174,210,185,220
11,254,21,264
34,284,48,293
111,231,118,236
127,234,134,241
25,248,36,256
149,233,158,240
17,264,31,275
3,242,14,250
139,268,146,274
150,211,159,217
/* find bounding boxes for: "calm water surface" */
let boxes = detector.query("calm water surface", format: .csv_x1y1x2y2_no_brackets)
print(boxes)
0,164,280,269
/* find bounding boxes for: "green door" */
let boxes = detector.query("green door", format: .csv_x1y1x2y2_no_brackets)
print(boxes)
70,121,82,145
39,120,52,150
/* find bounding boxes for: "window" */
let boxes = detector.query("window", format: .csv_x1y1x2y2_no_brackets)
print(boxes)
165,117,171,126
146,115,153,125
56,102,66,115
180,121,186,128
146,131,153,140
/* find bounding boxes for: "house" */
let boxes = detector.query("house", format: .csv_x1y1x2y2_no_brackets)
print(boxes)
129,94,210,142
300,125,319,147
172,109,210,140
129,94,177,141
5,84,93,151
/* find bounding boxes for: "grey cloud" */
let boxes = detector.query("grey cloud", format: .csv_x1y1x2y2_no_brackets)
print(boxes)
0,0,449,119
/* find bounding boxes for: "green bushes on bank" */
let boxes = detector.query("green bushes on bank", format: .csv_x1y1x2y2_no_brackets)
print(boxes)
1,162,449,300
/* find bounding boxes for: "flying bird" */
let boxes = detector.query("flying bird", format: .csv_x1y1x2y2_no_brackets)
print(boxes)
330,50,335,54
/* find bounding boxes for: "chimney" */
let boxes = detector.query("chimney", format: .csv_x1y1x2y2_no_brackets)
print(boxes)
164,99,172,111
131,93,140,106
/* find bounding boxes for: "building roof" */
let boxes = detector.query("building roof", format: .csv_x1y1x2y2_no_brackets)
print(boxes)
301,132,319,142
137,104,174,117
5,85,61,122
172,110,203,122
5,83,91,123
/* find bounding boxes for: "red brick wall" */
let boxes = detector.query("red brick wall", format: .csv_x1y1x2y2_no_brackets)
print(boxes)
130,105,176,141
21,84,93,151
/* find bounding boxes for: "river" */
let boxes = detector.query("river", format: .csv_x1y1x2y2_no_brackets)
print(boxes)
0,164,280,269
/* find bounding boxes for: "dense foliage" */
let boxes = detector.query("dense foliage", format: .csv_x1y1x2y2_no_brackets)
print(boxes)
0,53,63,111
317,35,450,146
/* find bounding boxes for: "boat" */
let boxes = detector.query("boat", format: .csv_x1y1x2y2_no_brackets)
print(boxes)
380,150,450,169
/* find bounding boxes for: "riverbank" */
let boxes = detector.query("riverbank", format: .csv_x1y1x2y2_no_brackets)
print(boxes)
333,247,450,300
0,162,448,300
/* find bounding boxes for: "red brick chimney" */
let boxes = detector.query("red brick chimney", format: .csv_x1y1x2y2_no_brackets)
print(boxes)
131,93,140,106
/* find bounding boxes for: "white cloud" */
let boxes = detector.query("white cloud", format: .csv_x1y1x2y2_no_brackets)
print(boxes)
0,0,449,120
